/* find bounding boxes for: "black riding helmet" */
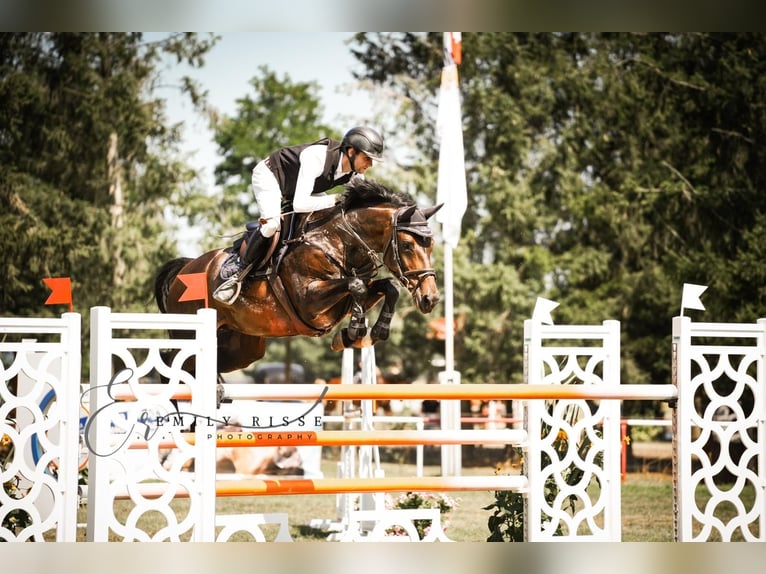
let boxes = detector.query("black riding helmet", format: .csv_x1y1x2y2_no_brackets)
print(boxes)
341,126,384,161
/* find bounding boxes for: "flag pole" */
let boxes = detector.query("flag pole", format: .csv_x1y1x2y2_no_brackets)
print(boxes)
439,236,461,476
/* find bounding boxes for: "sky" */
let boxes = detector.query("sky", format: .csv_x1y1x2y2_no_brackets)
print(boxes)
151,32,379,254
155,32,374,191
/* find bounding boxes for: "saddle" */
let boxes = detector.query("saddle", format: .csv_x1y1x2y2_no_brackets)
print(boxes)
226,213,300,279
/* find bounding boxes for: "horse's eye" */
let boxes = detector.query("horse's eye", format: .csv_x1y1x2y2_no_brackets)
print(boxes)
414,235,432,248
399,231,431,249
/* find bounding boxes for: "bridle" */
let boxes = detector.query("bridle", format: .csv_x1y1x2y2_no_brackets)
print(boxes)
336,205,436,293
386,206,437,292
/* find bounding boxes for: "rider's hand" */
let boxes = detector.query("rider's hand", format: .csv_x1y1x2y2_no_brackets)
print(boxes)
334,194,344,205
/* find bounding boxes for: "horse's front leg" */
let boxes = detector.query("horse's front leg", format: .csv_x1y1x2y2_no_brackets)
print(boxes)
330,277,371,351
346,277,368,341
331,276,394,351
330,277,399,351
369,278,399,342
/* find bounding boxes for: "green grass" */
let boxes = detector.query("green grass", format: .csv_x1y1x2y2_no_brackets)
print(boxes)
76,449,758,542
621,472,675,541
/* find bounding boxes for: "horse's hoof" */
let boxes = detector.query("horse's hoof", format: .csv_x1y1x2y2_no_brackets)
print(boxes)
370,324,390,341
331,330,350,352
348,322,367,341
370,311,393,341
354,335,374,348
331,329,375,351
348,329,367,341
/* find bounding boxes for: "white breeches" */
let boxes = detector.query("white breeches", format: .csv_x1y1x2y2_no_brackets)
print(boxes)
251,160,281,237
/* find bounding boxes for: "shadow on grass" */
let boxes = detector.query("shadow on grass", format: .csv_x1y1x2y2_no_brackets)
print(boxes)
296,524,332,540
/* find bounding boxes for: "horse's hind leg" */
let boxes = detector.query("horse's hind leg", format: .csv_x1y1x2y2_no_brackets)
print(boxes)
216,329,266,374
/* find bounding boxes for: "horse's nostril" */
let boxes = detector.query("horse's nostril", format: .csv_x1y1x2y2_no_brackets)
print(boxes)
421,293,439,312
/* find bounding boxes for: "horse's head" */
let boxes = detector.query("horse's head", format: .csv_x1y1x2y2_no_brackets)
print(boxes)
386,203,443,314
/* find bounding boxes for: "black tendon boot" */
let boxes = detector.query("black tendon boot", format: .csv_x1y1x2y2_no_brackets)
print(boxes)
213,230,271,305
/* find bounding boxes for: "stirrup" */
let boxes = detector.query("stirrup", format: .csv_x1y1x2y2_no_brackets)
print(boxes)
212,262,254,305
212,276,243,305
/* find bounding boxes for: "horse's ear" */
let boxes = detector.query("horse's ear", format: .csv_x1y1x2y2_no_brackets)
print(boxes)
421,203,444,220
399,204,418,220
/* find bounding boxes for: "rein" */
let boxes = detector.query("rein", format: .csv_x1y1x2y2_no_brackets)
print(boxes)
335,209,385,278
288,203,435,294
336,205,436,293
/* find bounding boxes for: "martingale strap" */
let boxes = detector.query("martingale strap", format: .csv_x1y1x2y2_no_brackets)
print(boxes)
267,270,334,336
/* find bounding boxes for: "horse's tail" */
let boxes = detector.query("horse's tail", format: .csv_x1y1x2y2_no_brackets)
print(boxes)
154,257,192,313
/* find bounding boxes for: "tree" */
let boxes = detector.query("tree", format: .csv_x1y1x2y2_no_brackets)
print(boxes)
349,33,766,416
0,32,217,317
210,66,344,377
208,66,337,242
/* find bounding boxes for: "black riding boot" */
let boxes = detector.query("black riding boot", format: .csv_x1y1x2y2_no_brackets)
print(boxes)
214,230,271,305
241,230,270,269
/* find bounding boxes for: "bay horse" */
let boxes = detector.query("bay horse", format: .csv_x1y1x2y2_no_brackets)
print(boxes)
154,179,442,374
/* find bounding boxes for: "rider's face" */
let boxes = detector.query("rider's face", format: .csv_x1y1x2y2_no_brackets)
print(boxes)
351,150,374,174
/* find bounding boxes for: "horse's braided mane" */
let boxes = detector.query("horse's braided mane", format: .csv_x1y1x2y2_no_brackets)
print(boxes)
341,179,414,210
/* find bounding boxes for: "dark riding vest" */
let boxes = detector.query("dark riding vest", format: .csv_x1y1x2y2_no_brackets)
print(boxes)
267,138,353,212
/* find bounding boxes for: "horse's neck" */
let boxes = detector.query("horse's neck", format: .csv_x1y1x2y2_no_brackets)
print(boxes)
342,206,392,253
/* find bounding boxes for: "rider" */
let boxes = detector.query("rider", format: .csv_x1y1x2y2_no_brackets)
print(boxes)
213,126,385,305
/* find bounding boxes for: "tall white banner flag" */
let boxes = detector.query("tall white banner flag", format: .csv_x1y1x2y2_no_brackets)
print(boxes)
437,33,466,477
436,33,467,249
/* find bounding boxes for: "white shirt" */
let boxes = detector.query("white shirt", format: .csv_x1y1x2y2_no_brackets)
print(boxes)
292,144,364,213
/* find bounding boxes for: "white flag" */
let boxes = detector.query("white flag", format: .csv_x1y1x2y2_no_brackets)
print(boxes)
435,34,467,249
681,283,708,313
532,297,560,325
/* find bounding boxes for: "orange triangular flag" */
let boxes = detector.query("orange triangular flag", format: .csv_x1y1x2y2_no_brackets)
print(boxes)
43,277,73,312
177,272,208,308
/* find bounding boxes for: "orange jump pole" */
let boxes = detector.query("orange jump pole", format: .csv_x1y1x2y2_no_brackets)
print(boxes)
115,475,528,500
114,382,678,402
130,428,528,449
